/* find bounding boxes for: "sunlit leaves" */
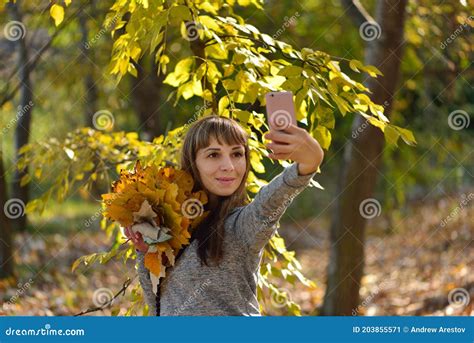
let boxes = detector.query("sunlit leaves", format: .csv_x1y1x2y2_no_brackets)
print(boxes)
50,4,64,26
349,59,383,77
163,57,194,87
23,0,419,317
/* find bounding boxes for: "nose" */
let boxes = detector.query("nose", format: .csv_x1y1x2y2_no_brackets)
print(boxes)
220,155,235,171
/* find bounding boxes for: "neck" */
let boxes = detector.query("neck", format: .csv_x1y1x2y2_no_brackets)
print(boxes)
208,193,220,209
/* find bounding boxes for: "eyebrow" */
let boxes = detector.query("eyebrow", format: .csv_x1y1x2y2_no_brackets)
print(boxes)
203,146,244,152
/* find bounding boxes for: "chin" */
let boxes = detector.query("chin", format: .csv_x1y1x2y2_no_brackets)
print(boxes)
210,187,237,196
214,190,235,197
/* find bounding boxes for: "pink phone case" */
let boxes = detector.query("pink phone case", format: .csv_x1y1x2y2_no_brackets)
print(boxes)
265,91,297,131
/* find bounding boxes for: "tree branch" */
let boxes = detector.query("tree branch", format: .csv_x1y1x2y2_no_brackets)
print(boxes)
0,1,89,108
73,276,136,316
340,0,375,27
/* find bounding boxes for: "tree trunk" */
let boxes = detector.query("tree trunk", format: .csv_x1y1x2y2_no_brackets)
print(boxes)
78,6,104,201
79,8,99,127
321,0,408,315
9,1,33,232
131,57,164,141
0,143,14,279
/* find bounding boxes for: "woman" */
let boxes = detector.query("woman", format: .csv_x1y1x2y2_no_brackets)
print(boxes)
125,115,324,316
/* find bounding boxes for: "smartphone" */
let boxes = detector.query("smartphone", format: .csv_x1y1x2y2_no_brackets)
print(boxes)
265,91,297,131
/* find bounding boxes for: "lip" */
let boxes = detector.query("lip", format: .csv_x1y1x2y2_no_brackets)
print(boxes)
216,177,236,185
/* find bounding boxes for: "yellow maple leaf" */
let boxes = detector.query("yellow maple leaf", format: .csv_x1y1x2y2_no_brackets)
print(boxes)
144,252,162,276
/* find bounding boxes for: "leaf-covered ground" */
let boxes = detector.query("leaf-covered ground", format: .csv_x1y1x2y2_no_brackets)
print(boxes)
277,190,474,316
1,191,472,316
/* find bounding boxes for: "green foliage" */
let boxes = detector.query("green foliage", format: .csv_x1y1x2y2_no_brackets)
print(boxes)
16,0,419,316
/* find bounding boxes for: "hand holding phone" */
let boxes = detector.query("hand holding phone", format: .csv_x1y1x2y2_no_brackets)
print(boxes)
264,91,324,174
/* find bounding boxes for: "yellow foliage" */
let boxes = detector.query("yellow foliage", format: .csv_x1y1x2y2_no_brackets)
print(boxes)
144,252,162,276
101,160,209,277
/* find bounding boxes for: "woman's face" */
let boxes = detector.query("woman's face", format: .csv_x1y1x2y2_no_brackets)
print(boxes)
195,136,246,197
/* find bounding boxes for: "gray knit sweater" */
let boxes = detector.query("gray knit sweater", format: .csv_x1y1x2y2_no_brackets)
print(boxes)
136,162,317,316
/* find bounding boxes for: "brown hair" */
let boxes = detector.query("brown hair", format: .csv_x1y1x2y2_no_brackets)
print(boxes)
180,115,251,266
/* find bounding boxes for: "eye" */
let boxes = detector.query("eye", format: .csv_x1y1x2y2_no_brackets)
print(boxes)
233,152,244,157
208,153,218,158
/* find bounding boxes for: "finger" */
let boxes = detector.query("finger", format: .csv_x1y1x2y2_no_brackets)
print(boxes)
267,142,295,154
268,152,292,160
280,123,302,135
137,242,148,253
264,131,293,144
124,226,132,238
130,226,139,241
129,229,138,244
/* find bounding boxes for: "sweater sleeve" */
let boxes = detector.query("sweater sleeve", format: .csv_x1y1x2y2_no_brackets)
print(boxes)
232,162,317,254
136,250,157,316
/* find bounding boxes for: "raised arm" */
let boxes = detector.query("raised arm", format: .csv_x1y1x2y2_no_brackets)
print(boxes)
232,162,317,254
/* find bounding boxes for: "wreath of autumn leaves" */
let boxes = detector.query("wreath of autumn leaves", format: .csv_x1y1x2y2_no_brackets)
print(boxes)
101,161,209,283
